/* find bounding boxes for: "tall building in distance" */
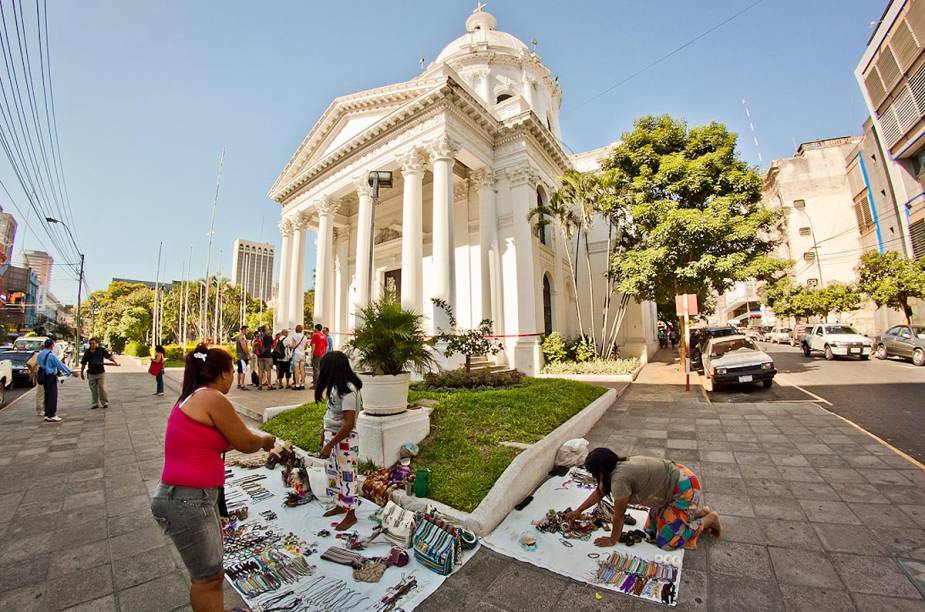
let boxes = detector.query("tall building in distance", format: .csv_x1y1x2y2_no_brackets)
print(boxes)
231,240,274,303
23,250,53,287
0,207,16,265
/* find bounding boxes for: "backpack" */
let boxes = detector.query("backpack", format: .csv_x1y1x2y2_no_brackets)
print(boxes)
253,335,264,355
36,351,48,385
412,514,460,576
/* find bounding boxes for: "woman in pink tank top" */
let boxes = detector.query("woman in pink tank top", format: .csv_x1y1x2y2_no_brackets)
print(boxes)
150,344,275,612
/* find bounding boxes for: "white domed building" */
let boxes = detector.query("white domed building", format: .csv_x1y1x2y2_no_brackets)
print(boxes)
269,7,658,376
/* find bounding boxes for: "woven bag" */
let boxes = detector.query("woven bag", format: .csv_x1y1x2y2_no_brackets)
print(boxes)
412,515,459,576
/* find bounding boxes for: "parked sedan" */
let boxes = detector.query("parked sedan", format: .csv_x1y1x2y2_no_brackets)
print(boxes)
702,335,776,390
0,350,36,386
874,325,925,366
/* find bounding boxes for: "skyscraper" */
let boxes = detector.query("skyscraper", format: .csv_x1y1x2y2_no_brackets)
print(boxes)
231,240,274,302
0,207,16,265
23,250,53,288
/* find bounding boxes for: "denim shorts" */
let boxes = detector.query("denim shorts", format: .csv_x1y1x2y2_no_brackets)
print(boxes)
150,482,223,581
236,359,247,374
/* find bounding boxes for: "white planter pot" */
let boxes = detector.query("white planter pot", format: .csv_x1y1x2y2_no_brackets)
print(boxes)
358,372,410,416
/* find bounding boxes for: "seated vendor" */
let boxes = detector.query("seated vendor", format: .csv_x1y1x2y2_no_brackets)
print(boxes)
566,448,721,550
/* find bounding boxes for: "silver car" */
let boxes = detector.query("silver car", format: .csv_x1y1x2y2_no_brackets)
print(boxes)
874,325,925,366
702,335,776,390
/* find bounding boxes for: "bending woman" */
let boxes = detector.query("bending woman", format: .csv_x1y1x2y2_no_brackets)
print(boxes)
566,448,721,550
151,345,276,612
315,350,362,531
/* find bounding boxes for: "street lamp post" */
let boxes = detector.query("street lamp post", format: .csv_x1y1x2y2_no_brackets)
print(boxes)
366,170,393,300
45,217,84,352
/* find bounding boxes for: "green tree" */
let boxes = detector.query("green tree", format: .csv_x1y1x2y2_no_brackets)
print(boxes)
604,115,787,307
819,282,861,318
304,289,315,328
857,251,925,323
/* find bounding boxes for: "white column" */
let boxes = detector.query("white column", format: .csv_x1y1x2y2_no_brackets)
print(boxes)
428,134,457,330
522,72,536,109
400,149,426,313
352,176,375,324
475,170,502,329
276,219,293,329
287,213,307,329
505,163,541,374
333,227,348,345
312,196,339,326
477,68,492,105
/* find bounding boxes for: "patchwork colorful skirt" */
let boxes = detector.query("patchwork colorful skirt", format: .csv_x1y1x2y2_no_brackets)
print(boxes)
644,463,703,550
324,429,359,510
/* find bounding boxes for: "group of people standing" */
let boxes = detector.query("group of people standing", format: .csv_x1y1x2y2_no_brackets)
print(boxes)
234,323,332,391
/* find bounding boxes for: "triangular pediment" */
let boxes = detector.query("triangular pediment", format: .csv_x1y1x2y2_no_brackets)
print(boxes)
269,79,442,200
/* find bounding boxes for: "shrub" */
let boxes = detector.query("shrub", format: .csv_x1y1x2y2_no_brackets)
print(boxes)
124,341,149,357
542,357,640,376
345,296,436,375
541,332,568,364
571,336,597,363
418,367,525,390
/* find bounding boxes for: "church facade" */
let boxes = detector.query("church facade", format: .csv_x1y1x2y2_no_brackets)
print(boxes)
269,9,658,374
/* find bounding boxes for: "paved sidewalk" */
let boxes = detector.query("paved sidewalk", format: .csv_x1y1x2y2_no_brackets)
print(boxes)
163,367,309,421
0,369,247,612
421,353,925,611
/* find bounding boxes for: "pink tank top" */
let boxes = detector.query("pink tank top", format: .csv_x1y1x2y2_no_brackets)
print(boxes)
160,388,230,488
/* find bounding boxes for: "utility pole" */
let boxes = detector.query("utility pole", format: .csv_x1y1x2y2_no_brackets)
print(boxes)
153,242,163,345
75,253,84,354
202,148,224,340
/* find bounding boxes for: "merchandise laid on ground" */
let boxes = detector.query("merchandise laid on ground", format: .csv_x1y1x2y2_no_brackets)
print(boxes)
220,454,478,612
484,468,684,607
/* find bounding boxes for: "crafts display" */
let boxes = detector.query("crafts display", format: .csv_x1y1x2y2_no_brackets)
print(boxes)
592,551,679,605
220,445,479,611
361,464,414,506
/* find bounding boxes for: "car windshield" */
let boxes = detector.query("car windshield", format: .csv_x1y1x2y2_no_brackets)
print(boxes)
825,326,857,335
13,338,45,351
712,338,757,356
0,350,33,364
708,327,737,338
913,326,925,339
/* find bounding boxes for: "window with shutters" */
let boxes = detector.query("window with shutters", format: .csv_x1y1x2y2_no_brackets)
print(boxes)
799,227,811,237
891,19,920,70
806,278,819,288
877,46,902,90
853,192,874,232
912,218,925,259
908,0,925,44
803,251,816,262
865,68,888,108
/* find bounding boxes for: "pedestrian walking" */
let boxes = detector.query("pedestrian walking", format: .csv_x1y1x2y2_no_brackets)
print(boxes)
288,324,308,390
150,344,275,612
36,338,77,422
669,327,678,349
151,345,166,395
309,324,327,389
234,325,251,390
80,337,120,409
255,325,274,390
316,351,362,531
323,326,333,353
273,329,292,389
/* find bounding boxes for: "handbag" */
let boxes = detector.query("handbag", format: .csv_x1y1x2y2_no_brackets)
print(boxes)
412,514,460,576
378,500,417,547
148,359,164,376
36,352,47,384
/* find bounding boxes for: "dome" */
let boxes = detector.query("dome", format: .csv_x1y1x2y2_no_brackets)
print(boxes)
435,9,529,64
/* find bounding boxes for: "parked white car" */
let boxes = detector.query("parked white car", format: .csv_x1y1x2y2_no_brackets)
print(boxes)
702,335,776,390
764,328,792,344
0,357,12,406
801,324,871,361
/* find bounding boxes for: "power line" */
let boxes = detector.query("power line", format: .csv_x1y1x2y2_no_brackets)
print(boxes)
573,0,765,109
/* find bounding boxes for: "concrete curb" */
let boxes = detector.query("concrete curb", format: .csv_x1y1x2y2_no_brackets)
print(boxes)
264,403,305,422
534,362,643,383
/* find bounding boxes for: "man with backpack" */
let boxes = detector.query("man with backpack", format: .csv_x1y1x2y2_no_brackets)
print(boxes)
288,324,308,390
254,325,274,390
36,338,78,422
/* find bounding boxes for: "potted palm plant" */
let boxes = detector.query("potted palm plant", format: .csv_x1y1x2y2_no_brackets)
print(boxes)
345,295,436,415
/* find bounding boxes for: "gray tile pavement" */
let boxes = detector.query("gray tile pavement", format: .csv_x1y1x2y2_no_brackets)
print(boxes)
419,357,925,611
0,371,245,611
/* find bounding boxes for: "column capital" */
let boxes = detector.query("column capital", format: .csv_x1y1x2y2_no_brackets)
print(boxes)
353,175,375,198
316,195,340,217
288,211,310,231
428,134,458,162
278,217,294,237
469,168,495,192
400,148,427,177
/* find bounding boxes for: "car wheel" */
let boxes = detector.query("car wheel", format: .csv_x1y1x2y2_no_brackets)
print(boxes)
824,345,834,361
0,383,5,407
802,343,811,357
914,348,925,367
875,344,887,359
762,379,772,389
860,355,869,361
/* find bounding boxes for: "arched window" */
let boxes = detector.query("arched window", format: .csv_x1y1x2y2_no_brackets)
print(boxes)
536,188,548,245
542,275,553,335
496,93,512,104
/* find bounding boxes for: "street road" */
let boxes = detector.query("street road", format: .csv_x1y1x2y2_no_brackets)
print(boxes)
0,384,33,412
708,341,925,462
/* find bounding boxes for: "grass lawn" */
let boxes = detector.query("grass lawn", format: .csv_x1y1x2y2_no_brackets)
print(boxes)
261,377,606,513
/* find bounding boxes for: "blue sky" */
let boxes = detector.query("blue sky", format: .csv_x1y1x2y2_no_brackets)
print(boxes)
1,0,885,303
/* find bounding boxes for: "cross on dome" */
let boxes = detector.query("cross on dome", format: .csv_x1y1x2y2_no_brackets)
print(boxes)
473,2,486,13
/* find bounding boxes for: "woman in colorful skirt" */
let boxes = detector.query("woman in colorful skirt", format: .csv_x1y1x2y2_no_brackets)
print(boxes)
315,351,362,531
566,448,721,550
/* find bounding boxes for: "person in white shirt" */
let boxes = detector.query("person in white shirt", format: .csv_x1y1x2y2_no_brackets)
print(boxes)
288,325,308,390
